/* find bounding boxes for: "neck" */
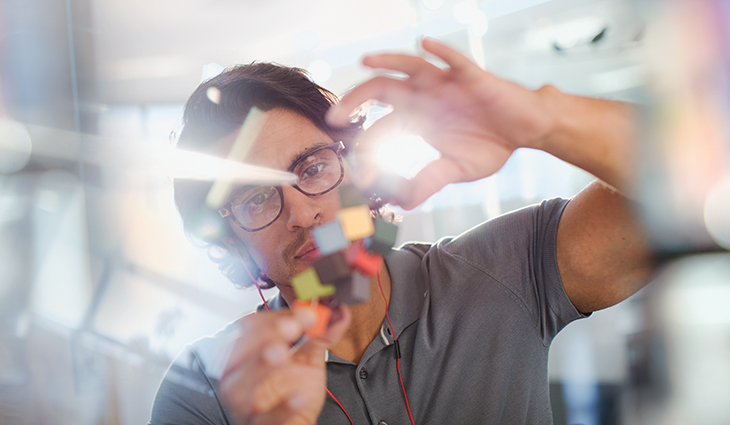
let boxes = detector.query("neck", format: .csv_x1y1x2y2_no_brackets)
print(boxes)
329,263,391,363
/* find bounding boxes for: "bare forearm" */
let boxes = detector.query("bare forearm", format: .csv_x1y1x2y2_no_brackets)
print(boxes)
532,86,637,193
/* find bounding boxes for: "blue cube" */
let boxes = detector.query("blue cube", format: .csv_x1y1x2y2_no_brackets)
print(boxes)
312,220,349,255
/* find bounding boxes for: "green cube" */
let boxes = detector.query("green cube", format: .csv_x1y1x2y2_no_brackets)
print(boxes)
292,268,336,301
338,184,371,208
364,218,398,255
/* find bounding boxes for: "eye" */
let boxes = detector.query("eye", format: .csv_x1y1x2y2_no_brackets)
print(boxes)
246,190,272,207
302,162,325,178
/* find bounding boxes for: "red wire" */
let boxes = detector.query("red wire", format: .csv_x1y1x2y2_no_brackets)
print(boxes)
242,262,271,313
242,260,354,425
377,272,416,425
326,388,355,425
241,254,412,424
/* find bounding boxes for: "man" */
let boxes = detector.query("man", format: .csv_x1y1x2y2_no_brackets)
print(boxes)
150,38,654,425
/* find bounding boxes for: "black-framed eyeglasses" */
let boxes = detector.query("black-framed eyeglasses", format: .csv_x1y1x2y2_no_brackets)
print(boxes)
218,141,345,232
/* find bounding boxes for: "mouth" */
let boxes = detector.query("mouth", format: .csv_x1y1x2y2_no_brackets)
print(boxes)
294,240,320,262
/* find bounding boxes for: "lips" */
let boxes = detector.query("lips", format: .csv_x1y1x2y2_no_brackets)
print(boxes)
295,240,320,262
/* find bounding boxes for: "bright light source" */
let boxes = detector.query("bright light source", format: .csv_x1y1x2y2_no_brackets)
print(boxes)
422,0,443,11
376,134,440,179
0,117,32,174
308,60,332,84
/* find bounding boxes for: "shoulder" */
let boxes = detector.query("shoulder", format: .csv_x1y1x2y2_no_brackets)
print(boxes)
403,198,569,274
149,317,247,425
442,197,569,254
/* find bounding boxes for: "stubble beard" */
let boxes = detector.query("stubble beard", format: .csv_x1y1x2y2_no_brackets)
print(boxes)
278,229,310,284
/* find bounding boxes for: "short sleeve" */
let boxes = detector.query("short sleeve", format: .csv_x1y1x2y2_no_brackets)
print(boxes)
438,197,587,344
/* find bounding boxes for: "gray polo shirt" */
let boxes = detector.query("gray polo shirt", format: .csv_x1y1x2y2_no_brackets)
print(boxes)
149,197,585,425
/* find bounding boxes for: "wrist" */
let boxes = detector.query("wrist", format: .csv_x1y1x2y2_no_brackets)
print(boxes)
530,84,565,152
530,85,637,192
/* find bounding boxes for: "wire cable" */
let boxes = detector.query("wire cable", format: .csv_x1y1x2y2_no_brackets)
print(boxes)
377,271,416,425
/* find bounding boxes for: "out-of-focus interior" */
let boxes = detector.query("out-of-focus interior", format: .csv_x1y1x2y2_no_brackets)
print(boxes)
0,0,728,424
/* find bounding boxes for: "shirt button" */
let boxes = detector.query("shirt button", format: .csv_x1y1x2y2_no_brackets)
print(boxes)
359,368,368,379
378,421,388,425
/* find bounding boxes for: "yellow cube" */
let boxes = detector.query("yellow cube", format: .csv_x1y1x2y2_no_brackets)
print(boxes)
338,205,374,241
292,268,335,301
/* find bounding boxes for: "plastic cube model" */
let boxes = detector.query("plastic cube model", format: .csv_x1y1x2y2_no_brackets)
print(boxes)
292,268,336,301
313,251,351,284
338,183,371,208
338,205,374,241
334,271,371,305
293,300,332,337
345,241,383,276
312,220,349,255
364,217,398,255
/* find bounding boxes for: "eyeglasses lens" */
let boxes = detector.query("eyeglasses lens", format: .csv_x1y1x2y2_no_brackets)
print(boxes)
230,146,342,230
291,148,341,195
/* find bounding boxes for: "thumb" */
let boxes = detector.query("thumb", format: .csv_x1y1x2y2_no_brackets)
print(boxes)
292,304,351,366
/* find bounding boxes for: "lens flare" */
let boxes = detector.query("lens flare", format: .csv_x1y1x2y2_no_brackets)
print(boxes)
376,134,440,179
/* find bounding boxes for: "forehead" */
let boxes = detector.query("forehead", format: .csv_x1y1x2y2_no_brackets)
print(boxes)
238,107,333,170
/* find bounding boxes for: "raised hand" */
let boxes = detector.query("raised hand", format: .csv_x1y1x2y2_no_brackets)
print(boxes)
219,305,351,425
327,37,556,210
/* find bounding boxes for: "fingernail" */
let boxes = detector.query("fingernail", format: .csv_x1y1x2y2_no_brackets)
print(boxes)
277,318,300,340
262,343,287,365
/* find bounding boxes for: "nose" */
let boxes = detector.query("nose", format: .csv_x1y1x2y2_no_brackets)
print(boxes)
281,186,323,231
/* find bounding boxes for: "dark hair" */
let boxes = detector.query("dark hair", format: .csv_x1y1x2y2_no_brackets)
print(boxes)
174,62,364,289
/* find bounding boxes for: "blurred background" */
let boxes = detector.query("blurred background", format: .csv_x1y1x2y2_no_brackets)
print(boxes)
0,0,729,424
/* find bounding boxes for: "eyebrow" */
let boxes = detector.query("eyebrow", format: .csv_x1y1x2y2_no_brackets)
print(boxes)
286,141,331,171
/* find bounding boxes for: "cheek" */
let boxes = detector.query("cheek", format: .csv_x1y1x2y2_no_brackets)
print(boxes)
230,226,271,267
239,233,273,267
326,188,343,214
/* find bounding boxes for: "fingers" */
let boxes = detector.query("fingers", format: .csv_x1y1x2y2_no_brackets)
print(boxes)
361,53,441,79
246,305,350,419
219,305,350,425
251,363,320,414
420,37,476,73
346,112,406,188
327,76,412,127
223,309,316,377
292,304,351,365
327,38,493,129
395,158,464,210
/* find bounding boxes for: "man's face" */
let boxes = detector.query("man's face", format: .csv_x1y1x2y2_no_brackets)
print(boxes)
227,107,343,300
